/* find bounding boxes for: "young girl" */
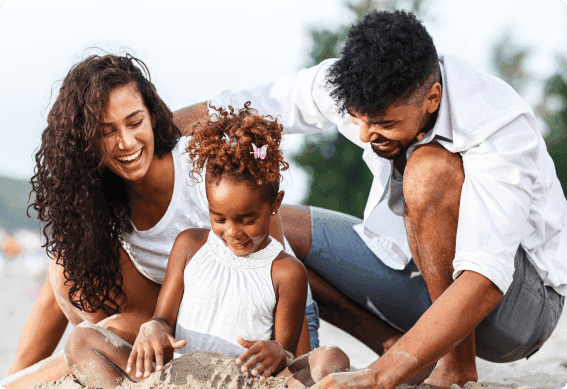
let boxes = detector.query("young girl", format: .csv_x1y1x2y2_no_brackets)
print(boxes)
64,104,349,389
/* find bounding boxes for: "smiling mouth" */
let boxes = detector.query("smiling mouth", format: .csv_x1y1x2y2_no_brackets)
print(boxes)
226,240,249,249
372,139,393,148
116,148,143,163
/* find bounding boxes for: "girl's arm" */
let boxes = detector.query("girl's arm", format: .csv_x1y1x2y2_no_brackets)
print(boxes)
236,253,308,381
126,229,209,378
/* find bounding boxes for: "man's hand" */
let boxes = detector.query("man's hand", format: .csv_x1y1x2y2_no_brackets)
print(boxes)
236,337,288,381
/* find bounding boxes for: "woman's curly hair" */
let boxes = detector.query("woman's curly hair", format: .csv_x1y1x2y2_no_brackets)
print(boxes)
186,102,289,203
327,10,439,117
30,53,180,315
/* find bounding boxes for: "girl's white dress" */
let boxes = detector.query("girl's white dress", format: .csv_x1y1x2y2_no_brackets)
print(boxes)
174,230,284,358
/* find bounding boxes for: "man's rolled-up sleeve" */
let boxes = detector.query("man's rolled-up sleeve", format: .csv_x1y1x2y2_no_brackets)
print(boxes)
453,114,540,294
209,59,341,135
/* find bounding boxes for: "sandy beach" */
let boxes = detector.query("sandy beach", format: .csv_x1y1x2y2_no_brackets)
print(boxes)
1,252,566,389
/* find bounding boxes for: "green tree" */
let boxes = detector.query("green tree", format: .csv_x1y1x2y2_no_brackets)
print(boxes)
291,0,429,218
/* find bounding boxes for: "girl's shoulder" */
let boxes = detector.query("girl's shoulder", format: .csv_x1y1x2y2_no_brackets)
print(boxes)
270,251,308,289
174,228,211,264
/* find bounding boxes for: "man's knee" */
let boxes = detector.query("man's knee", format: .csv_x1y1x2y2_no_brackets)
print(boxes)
280,205,311,235
403,144,464,212
280,204,312,261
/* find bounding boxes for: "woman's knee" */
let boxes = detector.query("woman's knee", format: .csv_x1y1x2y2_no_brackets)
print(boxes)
65,322,98,368
97,312,151,345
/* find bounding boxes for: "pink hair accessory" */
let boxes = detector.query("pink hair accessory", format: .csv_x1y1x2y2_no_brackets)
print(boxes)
251,143,267,159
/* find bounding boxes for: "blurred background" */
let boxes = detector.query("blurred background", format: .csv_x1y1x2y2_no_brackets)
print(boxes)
1,0,567,385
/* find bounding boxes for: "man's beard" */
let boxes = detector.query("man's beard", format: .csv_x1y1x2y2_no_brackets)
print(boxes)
370,110,437,160
371,141,405,160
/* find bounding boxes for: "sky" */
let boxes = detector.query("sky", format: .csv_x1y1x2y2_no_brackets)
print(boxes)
1,0,566,204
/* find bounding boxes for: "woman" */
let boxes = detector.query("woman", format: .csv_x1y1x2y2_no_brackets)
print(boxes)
3,53,317,389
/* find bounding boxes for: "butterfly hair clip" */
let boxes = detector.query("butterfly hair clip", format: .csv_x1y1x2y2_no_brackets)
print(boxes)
251,143,267,160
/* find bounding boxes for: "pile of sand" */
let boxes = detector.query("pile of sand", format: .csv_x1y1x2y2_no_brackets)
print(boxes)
32,351,287,389
30,351,538,389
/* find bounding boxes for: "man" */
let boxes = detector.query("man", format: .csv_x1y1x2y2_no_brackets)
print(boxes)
178,10,567,388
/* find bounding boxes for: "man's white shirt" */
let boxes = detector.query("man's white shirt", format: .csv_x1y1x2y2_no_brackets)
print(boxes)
209,56,567,296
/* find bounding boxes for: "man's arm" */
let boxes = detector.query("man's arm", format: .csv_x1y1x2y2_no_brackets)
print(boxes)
184,60,346,138
368,271,502,388
313,271,502,389
173,102,208,137
9,277,68,374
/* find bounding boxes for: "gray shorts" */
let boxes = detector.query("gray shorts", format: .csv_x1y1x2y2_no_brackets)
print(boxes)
304,206,564,363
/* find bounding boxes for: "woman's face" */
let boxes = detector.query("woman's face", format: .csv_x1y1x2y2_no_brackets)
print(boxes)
98,83,155,184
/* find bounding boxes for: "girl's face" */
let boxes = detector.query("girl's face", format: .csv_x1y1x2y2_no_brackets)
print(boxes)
207,176,284,257
98,83,155,184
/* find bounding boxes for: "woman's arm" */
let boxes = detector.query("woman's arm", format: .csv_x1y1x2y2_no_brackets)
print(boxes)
236,254,308,380
173,102,208,137
9,276,68,374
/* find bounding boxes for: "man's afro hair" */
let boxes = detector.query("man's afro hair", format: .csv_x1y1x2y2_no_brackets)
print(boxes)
327,10,439,117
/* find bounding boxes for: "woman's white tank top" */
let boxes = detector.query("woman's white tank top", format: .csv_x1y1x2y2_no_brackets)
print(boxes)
174,231,283,358
121,137,210,284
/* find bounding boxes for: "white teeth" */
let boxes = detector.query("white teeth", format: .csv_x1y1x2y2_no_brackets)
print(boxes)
373,140,392,147
117,149,142,162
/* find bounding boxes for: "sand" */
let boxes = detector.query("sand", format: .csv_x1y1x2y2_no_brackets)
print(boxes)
2,253,567,389
32,351,287,389
28,350,543,389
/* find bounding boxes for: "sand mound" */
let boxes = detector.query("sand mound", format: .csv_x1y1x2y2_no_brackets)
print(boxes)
31,351,287,389
120,351,286,389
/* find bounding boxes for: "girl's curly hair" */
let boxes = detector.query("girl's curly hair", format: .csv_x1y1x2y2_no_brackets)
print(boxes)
30,53,180,315
186,102,289,203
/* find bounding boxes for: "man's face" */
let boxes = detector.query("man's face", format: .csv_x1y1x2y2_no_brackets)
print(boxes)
349,83,442,160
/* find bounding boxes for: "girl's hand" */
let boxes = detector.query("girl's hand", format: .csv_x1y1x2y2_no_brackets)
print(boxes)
236,336,290,381
126,319,187,379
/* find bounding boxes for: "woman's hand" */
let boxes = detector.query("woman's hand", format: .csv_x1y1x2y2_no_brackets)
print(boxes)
236,337,290,381
126,319,186,379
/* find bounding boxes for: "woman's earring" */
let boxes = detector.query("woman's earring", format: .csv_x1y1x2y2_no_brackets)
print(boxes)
272,212,276,215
